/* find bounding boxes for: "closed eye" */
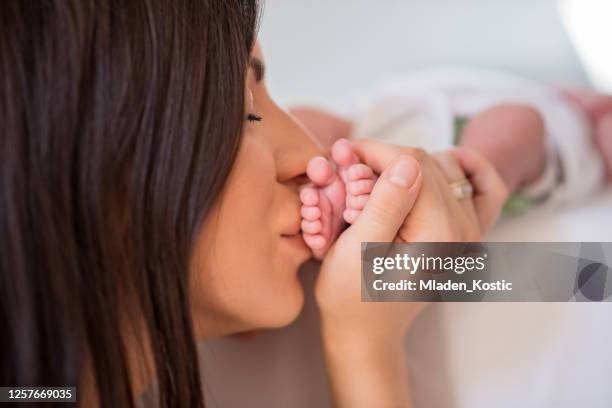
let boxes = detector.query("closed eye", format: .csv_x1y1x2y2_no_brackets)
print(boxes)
247,113,262,122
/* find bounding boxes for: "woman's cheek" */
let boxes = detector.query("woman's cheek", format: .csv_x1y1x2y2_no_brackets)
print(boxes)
190,206,298,331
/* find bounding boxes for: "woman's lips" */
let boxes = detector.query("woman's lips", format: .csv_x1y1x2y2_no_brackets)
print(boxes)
281,232,310,254
280,208,310,253
281,227,302,241
282,215,303,237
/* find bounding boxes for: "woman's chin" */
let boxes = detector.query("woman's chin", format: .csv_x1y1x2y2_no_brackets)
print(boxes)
240,283,305,332
268,295,305,329
196,273,308,337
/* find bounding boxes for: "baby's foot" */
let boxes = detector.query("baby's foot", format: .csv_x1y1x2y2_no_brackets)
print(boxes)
331,139,377,224
300,157,346,259
300,139,376,259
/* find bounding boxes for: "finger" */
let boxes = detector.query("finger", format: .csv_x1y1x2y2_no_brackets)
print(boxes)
395,158,456,243
449,147,509,231
449,147,509,206
350,139,427,175
348,155,422,242
432,151,477,221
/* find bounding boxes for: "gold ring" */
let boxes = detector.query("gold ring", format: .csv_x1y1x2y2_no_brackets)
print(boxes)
449,179,474,200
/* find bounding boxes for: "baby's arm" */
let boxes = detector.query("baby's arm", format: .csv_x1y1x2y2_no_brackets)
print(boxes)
459,104,547,192
290,107,353,149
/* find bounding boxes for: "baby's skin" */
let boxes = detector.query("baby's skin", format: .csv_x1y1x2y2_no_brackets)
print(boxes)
300,139,376,259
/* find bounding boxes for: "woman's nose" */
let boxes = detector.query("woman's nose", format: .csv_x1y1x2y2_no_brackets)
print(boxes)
274,111,326,183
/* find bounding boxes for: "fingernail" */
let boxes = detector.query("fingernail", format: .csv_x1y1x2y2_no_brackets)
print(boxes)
388,158,419,188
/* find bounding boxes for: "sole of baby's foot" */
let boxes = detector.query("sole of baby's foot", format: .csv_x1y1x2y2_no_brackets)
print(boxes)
331,139,377,224
300,156,347,259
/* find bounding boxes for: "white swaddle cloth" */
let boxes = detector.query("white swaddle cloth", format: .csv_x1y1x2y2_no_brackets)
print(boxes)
350,68,605,207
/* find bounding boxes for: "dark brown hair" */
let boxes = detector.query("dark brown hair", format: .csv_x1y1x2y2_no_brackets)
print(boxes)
0,1,258,406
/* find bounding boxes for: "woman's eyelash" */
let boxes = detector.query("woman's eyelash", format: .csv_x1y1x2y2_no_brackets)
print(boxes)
246,113,262,122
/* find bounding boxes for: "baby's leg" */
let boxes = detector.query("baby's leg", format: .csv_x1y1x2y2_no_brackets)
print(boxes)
331,139,376,224
459,104,547,191
300,139,376,259
300,157,346,256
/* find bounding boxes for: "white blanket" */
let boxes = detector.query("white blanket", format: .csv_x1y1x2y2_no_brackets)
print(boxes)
351,68,606,207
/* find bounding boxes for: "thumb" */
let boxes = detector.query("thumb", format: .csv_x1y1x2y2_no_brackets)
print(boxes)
348,155,422,242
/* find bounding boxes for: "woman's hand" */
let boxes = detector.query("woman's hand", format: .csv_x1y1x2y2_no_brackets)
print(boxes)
317,141,508,338
316,140,508,408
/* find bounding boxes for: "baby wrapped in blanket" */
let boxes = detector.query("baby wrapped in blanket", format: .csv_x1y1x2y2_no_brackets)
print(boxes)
295,68,612,255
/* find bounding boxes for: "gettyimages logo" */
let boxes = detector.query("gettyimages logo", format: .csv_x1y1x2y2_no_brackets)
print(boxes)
361,242,612,302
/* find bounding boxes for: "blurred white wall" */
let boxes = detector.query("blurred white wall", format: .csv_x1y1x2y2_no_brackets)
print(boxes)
258,0,589,111
559,0,612,92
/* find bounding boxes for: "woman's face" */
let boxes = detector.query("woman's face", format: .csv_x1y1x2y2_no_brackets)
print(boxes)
190,44,324,336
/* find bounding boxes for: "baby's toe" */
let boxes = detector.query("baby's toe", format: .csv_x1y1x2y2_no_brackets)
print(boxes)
346,194,370,211
348,179,375,196
301,219,322,234
306,156,336,187
331,138,359,167
343,208,361,224
301,205,321,221
303,234,327,250
347,163,374,181
300,186,320,206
